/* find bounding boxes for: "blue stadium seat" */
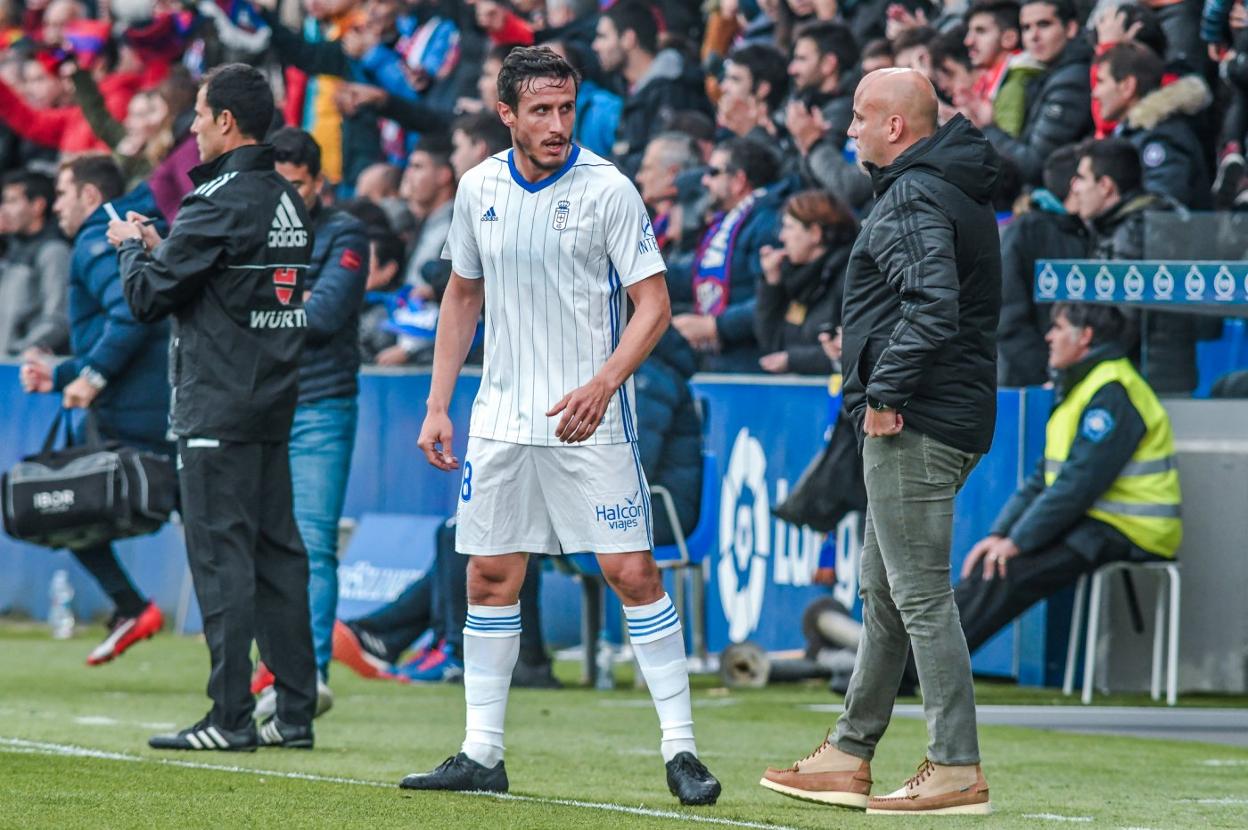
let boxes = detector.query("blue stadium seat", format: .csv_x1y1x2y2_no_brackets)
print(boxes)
652,453,718,568
1194,318,1247,398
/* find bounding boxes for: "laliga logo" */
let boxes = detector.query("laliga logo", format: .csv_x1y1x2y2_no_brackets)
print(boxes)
1037,263,1059,299
1094,266,1116,300
1215,266,1236,301
1153,265,1174,300
1065,265,1086,299
1184,266,1206,301
718,428,770,643
1124,266,1145,300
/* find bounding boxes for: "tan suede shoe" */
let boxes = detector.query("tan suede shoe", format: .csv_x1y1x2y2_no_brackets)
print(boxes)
866,758,992,815
760,733,872,809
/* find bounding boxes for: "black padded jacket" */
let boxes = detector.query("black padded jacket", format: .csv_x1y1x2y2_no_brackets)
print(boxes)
841,115,1003,455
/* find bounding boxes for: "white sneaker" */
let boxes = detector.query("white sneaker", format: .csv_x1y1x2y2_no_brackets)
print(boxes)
254,679,333,721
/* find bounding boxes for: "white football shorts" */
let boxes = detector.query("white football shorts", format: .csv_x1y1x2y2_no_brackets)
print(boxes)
454,436,654,555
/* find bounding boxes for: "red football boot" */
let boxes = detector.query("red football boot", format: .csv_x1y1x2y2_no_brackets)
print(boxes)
86,601,164,666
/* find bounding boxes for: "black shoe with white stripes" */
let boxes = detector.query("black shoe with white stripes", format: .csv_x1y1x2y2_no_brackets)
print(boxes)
148,717,257,752
257,716,314,749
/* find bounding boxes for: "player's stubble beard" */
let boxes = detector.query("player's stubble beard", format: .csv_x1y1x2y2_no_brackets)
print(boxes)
517,130,572,173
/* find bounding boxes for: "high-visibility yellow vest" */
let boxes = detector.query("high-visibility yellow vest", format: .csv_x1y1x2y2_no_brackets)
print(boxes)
1044,358,1182,557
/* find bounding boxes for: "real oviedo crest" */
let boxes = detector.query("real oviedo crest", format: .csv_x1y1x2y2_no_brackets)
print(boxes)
553,200,571,231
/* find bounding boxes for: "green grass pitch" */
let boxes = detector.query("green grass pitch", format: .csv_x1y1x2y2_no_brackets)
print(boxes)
1,621,1245,829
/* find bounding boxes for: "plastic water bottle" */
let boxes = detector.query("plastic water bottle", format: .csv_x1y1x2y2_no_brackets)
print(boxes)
49,569,75,640
594,632,615,690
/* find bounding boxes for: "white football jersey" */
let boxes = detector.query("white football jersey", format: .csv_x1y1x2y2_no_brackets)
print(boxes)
442,145,666,446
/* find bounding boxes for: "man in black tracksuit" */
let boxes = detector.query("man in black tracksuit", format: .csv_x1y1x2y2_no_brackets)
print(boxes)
109,64,318,751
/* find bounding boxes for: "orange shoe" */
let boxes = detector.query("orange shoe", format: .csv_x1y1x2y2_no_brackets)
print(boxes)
332,620,392,680
760,733,872,809
87,602,163,666
866,758,992,815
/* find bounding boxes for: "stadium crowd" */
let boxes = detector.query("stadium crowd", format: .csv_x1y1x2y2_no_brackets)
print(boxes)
0,0,1242,387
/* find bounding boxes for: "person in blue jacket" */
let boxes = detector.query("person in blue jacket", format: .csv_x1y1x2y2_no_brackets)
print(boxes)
19,156,170,667
251,128,369,720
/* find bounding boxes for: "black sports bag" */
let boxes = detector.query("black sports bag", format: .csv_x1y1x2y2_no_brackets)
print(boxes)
2,409,177,550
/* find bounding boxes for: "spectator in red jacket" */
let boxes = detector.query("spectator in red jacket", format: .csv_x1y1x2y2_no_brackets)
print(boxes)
476,0,536,46
0,51,140,155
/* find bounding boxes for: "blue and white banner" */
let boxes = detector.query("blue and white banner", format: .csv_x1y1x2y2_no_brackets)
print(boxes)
1036,260,1248,305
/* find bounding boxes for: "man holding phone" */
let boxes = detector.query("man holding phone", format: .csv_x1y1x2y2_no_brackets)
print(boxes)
108,63,319,752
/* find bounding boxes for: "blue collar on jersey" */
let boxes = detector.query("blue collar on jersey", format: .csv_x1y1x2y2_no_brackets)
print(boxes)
507,144,581,193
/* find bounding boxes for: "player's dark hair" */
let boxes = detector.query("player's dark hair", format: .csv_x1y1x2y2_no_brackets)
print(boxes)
1095,41,1165,99
720,136,781,190
1052,302,1126,344
496,46,581,111
726,43,790,112
61,154,125,204
202,63,274,142
271,127,323,178
1042,142,1080,200
453,111,512,156
2,169,55,217
967,0,1021,34
605,0,661,55
1081,137,1142,195
794,20,860,73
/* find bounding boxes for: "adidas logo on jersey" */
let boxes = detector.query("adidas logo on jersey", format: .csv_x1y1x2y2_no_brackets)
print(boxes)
481,206,498,222
269,192,308,248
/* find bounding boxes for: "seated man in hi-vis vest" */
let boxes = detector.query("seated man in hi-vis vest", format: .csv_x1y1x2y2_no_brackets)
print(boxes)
955,301,1182,654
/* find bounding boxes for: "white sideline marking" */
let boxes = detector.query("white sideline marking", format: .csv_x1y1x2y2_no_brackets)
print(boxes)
0,737,794,830
1022,814,1093,822
1200,759,1248,767
483,792,796,829
1184,798,1248,805
71,715,176,731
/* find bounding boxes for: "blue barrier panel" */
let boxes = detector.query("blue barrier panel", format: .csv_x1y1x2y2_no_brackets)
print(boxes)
2,363,1070,684
335,513,441,621
343,371,482,518
694,377,830,653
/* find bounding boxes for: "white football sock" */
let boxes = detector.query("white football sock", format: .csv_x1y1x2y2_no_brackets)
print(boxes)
625,593,696,762
460,603,520,768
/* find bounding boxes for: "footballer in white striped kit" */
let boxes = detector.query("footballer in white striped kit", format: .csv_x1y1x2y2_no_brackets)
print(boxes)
404,46,720,806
